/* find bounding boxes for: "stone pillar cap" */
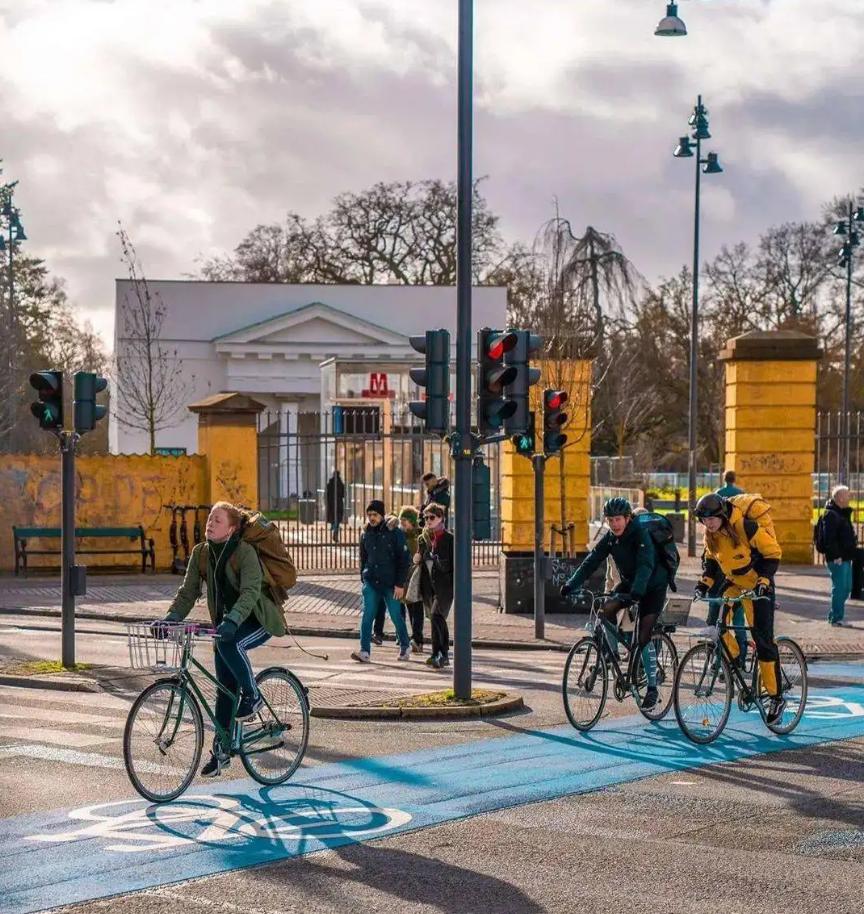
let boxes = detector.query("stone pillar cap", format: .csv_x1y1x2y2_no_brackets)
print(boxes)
719,329,822,362
188,392,266,415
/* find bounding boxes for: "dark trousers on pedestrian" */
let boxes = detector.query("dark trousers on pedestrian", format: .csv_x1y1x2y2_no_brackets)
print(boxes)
430,601,450,659
213,615,271,736
407,601,424,646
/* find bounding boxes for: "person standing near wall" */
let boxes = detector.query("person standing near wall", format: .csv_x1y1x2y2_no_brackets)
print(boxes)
817,485,858,627
715,470,744,497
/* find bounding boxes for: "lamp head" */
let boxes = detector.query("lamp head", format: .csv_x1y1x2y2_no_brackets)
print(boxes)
655,2,687,36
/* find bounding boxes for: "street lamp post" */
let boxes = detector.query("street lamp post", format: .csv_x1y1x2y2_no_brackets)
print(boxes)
832,201,864,484
0,185,25,442
672,95,723,558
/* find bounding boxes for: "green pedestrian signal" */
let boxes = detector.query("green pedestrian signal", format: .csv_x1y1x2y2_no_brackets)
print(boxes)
29,370,63,430
73,371,108,434
512,412,536,457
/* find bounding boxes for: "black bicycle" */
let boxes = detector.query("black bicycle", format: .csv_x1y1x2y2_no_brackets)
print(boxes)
562,590,679,731
672,592,808,744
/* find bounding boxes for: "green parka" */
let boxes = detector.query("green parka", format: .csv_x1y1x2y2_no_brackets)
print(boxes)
166,540,286,637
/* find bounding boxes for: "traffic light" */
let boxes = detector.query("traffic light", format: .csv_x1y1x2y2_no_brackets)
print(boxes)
472,457,492,540
29,370,63,430
408,329,451,433
512,411,535,457
476,328,517,436
73,371,108,434
503,330,542,435
543,388,569,455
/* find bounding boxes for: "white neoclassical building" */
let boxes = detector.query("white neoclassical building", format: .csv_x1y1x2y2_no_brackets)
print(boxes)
111,280,508,456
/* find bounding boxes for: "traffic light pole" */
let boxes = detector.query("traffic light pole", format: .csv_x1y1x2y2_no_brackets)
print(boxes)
60,431,76,668
532,453,546,640
452,0,474,700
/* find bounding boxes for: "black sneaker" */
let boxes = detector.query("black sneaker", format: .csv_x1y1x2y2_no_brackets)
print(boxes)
237,694,264,721
371,633,384,646
426,653,442,669
640,686,659,711
201,751,230,778
439,654,450,669
766,696,787,726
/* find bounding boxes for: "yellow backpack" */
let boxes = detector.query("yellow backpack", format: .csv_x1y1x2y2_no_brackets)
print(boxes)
729,493,776,538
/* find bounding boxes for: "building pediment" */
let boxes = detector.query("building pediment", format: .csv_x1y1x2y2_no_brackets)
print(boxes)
213,301,408,354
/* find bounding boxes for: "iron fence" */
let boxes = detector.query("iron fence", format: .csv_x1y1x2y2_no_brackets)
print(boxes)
257,408,502,572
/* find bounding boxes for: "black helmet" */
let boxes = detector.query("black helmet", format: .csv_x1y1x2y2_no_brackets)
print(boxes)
694,492,727,519
603,496,632,518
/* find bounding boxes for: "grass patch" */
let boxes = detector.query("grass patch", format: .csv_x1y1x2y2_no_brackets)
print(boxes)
8,660,94,675
384,688,507,709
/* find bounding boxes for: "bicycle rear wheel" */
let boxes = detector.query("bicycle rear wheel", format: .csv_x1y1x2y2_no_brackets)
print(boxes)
123,678,203,803
633,632,678,721
240,667,310,785
563,637,608,731
673,641,732,745
760,637,808,735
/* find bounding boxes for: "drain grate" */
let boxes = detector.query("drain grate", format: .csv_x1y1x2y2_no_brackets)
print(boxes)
307,686,403,709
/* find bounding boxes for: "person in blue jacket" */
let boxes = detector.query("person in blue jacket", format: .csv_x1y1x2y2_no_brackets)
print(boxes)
561,496,669,710
352,499,412,663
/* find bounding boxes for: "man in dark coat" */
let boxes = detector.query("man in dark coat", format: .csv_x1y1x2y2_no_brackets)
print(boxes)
420,473,450,526
820,485,858,626
326,470,346,542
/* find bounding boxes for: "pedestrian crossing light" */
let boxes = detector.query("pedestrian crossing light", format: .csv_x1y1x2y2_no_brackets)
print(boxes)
503,330,543,436
543,389,569,455
477,328,517,436
408,329,451,434
29,370,63,430
512,412,536,457
73,371,108,434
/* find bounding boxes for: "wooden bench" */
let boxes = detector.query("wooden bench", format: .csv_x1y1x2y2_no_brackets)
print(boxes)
12,526,156,576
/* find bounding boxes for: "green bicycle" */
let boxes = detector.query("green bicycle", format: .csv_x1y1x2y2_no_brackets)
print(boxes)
123,622,310,803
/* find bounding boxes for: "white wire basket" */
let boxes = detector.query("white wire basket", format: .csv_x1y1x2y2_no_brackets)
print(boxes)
127,622,214,672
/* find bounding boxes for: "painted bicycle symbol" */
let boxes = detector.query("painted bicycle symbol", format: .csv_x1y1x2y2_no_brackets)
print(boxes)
26,794,413,854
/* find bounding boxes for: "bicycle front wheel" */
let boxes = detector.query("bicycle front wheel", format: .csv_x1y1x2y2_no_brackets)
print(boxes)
634,632,678,722
123,678,203,803
240,667,310,785
563,637,608,731
760,637,808,735
674,641,732,745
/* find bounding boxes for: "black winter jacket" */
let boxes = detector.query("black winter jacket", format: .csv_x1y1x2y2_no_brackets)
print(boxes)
360,522,410,590
821,500,858,562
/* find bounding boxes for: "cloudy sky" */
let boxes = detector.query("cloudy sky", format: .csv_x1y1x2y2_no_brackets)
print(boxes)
2,0,862,345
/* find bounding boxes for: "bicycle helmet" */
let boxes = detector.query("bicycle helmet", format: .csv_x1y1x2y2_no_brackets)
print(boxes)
693,492,727,519
603,496,632,518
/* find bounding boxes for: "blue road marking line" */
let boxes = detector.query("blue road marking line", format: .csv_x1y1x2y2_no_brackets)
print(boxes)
3,684,864,914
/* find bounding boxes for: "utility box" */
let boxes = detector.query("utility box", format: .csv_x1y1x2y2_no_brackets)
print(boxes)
499,552,605,614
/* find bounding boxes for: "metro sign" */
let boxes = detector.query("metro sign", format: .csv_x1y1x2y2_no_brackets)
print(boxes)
361,372,395,399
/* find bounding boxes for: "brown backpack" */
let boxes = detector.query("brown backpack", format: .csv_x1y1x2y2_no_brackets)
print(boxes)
198,512,297,605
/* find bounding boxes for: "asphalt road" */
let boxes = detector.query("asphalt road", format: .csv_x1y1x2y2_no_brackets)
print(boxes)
3,617,864,914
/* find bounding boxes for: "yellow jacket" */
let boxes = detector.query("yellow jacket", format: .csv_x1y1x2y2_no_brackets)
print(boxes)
700,504,782,591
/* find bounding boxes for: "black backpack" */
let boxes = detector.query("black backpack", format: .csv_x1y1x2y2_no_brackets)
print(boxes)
813,513,828,555
636,512,681,592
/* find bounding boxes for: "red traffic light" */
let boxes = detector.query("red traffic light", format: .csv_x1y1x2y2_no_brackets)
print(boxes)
545,390,568,411
486,331,517,361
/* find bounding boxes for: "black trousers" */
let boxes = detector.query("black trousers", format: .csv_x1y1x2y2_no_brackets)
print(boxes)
430,597,451,658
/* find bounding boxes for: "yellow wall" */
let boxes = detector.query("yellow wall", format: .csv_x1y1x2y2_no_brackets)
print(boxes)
501,360,592,553
0,454,207,572
724,354,818,563
197,420,259,508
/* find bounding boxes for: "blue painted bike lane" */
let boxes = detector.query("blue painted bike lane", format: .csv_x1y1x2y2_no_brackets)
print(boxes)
3,684,864,914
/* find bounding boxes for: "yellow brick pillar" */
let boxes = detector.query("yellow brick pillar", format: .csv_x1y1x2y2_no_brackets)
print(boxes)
501,359,592,553
188,393,265,508
720,330,821,564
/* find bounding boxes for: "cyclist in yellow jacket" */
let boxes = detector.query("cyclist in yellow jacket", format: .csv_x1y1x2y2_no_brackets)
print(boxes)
692,493,786,725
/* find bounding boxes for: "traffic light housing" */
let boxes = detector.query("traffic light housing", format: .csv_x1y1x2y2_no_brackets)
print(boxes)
73,371,108,434
512,411,535,457
472,456,492,540
503,330,542,435
408,329,451,433
29,370,63,430
476,328,517,436
543,388,569,455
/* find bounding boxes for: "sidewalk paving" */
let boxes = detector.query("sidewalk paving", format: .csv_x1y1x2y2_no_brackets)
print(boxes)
3,558,864,657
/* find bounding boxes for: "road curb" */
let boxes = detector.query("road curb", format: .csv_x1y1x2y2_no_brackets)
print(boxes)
311,692,524,721
0,673,101,692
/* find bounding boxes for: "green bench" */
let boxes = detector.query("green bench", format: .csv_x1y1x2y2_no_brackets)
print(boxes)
12,526,156,576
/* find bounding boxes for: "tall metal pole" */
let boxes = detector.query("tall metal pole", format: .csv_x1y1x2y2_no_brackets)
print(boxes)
686,95,702,559
533,453,546,640
452,0,474,699
841,199,854,485
61,431,76,667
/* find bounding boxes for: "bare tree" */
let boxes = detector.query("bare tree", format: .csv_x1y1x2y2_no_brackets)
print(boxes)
114,225,191,454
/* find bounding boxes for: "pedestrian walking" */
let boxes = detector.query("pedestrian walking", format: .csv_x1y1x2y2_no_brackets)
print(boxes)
417,503,454,669
815,485,858,627
352,500,412,663
420,472,450,525
325,470,346,543
397,505,426,653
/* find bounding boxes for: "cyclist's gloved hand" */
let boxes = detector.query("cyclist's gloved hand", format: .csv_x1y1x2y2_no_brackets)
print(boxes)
616,593,635,607
216,618,239,642
560,581,576,598
754,580,773,599
149,619,172,640
693,582,709,600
